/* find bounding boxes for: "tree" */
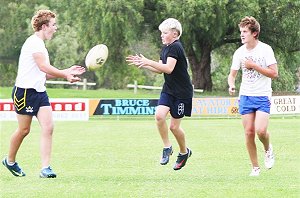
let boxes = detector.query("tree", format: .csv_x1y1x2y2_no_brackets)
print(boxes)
59,0,145,89
155,0,300,91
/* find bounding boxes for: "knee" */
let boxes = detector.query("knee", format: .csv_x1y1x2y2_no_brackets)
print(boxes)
155,114,166,124
169,122,180,133
18,127,31,137
245,129,255,139
47,125,54,135
169,123,179,133
42,124,54,136
256,129,267,138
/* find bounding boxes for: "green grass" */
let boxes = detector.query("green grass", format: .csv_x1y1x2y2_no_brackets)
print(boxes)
0,86,229,99
1,118,299,197
0,86,162,99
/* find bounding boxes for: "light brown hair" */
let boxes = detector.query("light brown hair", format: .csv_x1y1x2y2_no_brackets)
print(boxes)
31,10,56,32
239,16,260,39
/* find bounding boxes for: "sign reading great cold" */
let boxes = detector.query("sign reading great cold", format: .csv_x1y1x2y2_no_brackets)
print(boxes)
91,99,158,115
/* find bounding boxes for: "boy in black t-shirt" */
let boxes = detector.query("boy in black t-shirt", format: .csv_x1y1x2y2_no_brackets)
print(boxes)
126,18,193,170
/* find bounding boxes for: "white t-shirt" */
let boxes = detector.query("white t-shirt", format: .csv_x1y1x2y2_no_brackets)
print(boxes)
15,34,49,92
231,41,277,97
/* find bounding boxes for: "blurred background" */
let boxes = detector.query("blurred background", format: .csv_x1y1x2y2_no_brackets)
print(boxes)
0,0,299,93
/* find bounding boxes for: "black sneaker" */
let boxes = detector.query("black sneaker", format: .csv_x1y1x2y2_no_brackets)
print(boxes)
2,157,26,177
173,148,192,170
160,146,173,165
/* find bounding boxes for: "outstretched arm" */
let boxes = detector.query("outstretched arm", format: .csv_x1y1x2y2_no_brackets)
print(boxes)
126,54,176,74
33,52,85,82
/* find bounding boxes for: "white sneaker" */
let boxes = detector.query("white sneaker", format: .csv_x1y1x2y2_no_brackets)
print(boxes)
264,144,275,169
249,167,260,176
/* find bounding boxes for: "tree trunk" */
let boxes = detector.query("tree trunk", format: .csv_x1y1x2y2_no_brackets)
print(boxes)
188,44,213,91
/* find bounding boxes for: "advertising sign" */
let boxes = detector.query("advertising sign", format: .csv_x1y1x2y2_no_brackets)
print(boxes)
270,96,300,114
90,99,158,116
192,97,239,116
0,99,89,121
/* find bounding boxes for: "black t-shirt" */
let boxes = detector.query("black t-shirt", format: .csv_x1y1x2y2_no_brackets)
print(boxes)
160,40,193,99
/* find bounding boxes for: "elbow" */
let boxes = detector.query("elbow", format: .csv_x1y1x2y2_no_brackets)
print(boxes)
165,69,173,74
38,64,48,73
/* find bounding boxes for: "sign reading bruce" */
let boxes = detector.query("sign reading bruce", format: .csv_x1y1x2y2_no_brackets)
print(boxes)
91,99,158,115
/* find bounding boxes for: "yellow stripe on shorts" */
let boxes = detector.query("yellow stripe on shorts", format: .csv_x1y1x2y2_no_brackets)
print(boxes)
14,87,27,111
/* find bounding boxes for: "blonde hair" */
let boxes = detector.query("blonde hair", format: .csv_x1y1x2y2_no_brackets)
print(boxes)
159,18,182,38
31,10,56,32
239,16,260,39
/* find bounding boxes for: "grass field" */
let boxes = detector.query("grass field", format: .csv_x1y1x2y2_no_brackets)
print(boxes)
0,86,228,99
0,118,299,197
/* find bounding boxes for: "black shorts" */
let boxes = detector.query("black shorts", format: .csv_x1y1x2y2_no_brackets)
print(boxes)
12,86,50,116
158,92,192,118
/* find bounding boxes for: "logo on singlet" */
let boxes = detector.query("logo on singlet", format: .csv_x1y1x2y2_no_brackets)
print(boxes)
178,103,184,115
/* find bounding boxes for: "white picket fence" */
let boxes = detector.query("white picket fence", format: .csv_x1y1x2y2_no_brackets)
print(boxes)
127,80,203,94
46,78,96,90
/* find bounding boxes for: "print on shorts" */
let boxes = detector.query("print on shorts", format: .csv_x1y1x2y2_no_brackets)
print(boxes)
178,103,184,116
13,87,26,112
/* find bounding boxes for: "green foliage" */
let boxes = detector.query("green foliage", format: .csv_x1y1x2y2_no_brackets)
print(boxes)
211,43,240,92
0,64,17,87
272,52,297,91
47,25,81,68
0,0,299,91
0,2,32,59
258,0,300,52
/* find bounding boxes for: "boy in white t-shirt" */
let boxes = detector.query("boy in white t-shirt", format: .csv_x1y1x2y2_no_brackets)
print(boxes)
228,16,278,176
2,10,85,178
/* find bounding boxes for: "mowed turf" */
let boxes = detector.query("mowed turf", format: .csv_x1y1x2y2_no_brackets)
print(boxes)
0,118,299,197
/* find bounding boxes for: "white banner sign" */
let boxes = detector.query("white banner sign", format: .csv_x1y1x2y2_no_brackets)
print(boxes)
270,95,300,114
0,99,89,121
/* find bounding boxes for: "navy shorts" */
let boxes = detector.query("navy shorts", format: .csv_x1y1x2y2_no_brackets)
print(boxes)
12,86,50,116
158,92,192,119
239,95,271,115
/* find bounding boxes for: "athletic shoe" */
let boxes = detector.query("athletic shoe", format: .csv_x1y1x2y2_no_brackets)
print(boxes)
265,144,275,169
249,167,260,176
160,146,173,165
40,166,57,178
2,157,26,177
173,148,192,170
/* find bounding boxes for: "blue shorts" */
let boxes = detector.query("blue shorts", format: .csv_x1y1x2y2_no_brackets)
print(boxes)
239,95,271,115
158,92,192,119
12,86,50,116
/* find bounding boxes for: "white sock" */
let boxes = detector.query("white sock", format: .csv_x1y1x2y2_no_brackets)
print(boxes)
7,160,15,166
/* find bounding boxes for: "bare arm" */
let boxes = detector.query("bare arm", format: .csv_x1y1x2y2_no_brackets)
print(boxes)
245,60,278,79
139,60,163,74
228,69,238,95
126,54,176,74
33,52,85,82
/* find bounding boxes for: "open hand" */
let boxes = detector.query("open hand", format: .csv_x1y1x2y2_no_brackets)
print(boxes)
69,65,86,76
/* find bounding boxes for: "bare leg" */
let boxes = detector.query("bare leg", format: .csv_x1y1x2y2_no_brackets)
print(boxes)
255,111,270,151
36,106,54,168
169,117,187,153
155,105,171,147
7,114,32,163
242,113,259,167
